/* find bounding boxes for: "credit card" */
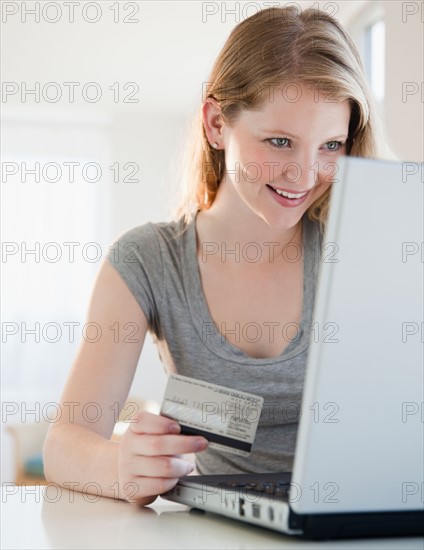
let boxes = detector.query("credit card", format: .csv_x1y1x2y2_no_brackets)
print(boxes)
160,374,264,456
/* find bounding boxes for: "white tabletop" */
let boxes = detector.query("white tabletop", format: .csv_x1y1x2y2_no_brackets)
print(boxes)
1,485,423,549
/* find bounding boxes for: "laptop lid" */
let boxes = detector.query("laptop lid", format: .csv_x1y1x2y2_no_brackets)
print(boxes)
290,156,424,515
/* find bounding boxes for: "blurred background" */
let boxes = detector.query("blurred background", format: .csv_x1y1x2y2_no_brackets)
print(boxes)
1,1,423,484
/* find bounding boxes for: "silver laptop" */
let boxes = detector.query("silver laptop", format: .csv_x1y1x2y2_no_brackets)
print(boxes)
163,156,424,539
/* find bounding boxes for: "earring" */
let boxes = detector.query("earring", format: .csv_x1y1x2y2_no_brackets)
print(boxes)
212,142,219,149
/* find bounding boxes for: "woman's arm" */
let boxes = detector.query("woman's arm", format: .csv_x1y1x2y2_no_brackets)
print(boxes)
43,259,207,504
43,258,148,499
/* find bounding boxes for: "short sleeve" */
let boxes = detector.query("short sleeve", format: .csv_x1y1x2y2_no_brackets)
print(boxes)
105,222,163,337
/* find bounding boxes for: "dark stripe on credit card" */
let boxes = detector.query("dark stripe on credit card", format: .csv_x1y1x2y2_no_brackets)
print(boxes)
179,424,252,453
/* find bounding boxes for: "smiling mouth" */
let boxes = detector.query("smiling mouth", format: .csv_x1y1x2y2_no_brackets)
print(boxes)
266,184,309,199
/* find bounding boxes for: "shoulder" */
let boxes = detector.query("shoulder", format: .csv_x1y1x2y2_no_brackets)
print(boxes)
109,218,186,250
106,217,189,266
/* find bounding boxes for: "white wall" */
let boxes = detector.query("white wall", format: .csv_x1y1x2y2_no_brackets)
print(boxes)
348,0,424,162
384,1,423,162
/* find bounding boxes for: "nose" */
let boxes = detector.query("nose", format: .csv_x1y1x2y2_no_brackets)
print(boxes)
282,155,319,190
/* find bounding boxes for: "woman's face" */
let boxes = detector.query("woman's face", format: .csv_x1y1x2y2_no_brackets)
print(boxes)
217,83,351,230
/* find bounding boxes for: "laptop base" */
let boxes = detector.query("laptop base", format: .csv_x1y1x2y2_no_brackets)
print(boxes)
163,473,424,540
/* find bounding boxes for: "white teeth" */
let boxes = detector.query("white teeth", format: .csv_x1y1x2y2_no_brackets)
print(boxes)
272,187,307,199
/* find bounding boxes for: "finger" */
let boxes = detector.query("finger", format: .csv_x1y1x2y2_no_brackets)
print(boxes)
128,455,195,478
129,411,181,435
132,434,208,456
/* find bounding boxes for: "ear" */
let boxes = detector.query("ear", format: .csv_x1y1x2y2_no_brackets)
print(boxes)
202,97,225,149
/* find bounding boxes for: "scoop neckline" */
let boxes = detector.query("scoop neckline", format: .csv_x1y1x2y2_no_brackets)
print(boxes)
181,212,317,365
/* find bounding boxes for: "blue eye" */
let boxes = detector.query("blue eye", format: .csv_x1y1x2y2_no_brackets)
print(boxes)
266,138,345,151
268,137,290,148
325,141,343,151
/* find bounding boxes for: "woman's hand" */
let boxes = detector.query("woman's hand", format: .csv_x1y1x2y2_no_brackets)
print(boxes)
117,410,208,505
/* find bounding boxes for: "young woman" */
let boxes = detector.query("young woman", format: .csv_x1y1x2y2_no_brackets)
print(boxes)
43,6,396,506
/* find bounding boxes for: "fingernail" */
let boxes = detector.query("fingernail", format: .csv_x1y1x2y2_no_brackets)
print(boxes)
186,463,195,474
168,423,181,434
194,437,208,451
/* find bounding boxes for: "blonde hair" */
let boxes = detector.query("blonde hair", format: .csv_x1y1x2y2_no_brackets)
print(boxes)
171,6,397,231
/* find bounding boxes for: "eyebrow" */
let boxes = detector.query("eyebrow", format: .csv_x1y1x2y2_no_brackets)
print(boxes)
263,130,348,141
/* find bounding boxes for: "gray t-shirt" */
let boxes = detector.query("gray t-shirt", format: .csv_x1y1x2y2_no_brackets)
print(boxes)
106,212,322,474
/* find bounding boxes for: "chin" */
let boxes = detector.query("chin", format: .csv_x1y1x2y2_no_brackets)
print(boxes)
260,211,304,230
